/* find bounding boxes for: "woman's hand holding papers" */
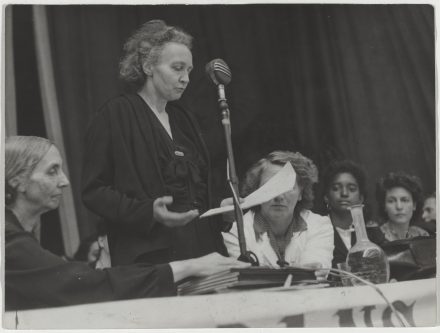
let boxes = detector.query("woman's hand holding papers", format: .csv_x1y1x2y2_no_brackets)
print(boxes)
220,197,244,223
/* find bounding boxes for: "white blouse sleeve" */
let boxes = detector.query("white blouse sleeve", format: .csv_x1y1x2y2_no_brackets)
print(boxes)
298,213,334,268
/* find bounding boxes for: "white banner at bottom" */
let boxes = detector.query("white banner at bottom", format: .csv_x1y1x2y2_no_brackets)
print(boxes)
3,278,436,328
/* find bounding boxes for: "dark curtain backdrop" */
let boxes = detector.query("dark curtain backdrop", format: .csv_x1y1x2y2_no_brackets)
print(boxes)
30,4,434,239
12,6,65,254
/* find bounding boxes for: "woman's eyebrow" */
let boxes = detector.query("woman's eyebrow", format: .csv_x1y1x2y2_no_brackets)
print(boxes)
47,162,62,169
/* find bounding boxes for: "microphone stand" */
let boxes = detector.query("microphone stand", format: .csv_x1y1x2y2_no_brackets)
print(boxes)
217,84,258,266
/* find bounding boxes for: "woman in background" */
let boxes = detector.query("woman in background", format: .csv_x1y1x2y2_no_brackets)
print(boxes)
376,171,429,241
321,160,385,268
222,151,334,275
5,136,248,310
421,192,436,224
82,20,227,266
73,222,111,269
419,192,436,236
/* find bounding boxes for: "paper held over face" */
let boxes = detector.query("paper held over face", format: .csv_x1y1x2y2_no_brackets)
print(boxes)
200,162,296,218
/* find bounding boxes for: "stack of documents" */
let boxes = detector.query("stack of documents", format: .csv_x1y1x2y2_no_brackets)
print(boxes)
178,267,317,295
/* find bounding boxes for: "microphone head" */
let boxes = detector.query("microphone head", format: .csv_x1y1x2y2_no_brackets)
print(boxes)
205,59,232,86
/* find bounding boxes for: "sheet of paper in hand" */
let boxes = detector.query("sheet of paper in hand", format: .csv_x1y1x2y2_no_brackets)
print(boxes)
200,162,296,218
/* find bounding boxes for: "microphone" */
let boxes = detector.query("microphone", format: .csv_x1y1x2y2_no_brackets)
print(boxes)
205,59,232,106
205,59,232,86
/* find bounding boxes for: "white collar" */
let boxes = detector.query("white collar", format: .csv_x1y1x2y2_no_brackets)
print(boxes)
335,225,354,234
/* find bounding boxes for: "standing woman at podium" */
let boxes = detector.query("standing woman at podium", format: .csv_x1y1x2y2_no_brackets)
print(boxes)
82,20,227,266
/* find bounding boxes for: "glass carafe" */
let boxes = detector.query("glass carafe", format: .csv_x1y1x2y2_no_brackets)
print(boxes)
345,204,389,285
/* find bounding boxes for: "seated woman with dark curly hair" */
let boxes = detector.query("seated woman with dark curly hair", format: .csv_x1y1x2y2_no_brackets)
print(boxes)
376,171,429,241
321,160,385,268
222,151,334,276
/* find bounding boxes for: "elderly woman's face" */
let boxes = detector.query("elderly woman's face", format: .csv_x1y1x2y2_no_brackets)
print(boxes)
327,172,363,213
20,146,69,214
385,187,415,225
260,164,301,225
147,42,193,102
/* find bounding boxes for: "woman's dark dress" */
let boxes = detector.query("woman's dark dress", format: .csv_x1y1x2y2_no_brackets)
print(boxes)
5,210,175,311
82,94,226,266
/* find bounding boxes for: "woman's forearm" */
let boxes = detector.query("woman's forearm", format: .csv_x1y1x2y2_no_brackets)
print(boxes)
169,259,195,283
169,253,251,283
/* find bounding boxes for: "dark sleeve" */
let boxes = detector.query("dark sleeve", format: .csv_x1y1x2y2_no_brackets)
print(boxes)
367,226,386,246
5,230,176,311
81,106,155,231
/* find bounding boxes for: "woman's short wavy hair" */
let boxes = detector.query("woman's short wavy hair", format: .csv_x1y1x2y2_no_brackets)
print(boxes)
119,19,193,88
375,171,424,224
425,192,436,201
322,159,368,199
5,136,53,206
240,151,318,215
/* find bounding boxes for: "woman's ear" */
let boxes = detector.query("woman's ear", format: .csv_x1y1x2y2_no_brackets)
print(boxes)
323,195,330,211
359,194,365,204
9,176,26,193
142,61,152,76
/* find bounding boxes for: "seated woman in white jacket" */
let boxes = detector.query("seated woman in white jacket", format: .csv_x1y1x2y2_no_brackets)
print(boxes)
223,151,334,274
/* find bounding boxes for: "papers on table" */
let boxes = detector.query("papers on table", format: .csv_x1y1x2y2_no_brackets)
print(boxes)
177,266,316,295
200,162,296,218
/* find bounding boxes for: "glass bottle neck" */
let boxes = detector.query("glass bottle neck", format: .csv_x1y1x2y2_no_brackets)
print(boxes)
350,205,369,242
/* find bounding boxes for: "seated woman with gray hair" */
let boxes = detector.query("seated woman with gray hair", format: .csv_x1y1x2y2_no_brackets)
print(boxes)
5,136,249,310
222,151,334,276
